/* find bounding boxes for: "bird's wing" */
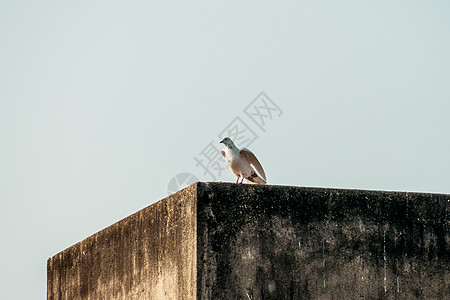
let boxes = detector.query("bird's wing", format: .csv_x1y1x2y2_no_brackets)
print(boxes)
240,148,266,181
221,149,226,157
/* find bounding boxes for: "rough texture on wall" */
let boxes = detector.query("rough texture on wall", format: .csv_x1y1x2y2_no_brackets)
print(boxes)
48,182,449,299
47,186,197,300
196,183,448,299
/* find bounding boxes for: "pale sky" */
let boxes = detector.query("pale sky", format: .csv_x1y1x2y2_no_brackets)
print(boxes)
1,1,449,299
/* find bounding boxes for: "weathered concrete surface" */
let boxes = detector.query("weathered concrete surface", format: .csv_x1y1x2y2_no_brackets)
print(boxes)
47,186,197,299
48,182,449,299
197,183,449,300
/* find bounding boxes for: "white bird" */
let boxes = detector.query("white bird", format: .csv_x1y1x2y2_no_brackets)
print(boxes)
220,137,267,184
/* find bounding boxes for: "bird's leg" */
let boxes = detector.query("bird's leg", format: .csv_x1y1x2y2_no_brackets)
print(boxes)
239,178,245,184
236,177,240,184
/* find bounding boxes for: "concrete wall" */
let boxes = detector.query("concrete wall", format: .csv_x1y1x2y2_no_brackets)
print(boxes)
48,182,449,299
47,186,197,299
197,183,449,299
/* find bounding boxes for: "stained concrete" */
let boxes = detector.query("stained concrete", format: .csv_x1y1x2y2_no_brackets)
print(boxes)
197,183,449,300
48,182,449,299
47,186,197,299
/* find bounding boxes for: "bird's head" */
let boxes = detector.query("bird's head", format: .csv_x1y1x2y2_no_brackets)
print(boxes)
220,137,235,148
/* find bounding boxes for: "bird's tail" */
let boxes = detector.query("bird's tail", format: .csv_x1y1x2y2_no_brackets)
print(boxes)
246,175,266,184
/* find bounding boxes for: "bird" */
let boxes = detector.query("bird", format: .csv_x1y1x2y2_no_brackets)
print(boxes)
220,137,267,184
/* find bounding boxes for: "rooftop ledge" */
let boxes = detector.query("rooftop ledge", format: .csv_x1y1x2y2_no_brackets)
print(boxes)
47,182,449,300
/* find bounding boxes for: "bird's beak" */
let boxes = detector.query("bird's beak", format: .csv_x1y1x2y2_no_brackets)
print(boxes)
219,140,223,144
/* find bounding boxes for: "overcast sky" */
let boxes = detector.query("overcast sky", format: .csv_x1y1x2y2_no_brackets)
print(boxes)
1,1,449,299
